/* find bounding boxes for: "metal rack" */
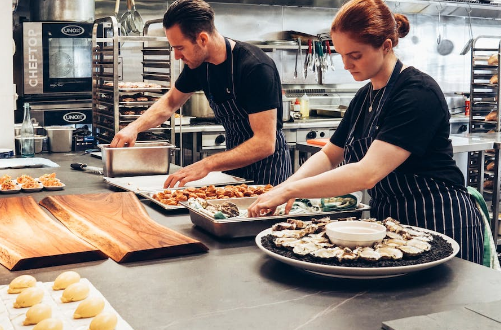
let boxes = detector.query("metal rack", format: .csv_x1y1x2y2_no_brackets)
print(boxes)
468,35,501,242
91,16,173,145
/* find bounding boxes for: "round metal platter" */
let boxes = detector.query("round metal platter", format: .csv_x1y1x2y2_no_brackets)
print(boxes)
255,227,459,279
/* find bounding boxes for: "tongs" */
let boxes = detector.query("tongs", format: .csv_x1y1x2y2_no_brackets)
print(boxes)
304,39,313,78
325,40,335,71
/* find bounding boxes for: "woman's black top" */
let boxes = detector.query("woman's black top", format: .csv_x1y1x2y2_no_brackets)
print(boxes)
330,66,465,187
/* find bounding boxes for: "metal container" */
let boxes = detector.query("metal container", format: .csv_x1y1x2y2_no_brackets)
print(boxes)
183,91,215,118
99,142,175,178
15,135,46,154
30,0,95,22
183,197,370,238
282,98,291,121
45,126,75,153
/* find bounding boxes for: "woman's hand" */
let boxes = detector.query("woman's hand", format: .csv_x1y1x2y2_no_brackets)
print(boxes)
247,186,293,217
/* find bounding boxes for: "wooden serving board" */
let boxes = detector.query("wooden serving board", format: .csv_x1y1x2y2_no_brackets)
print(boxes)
0,196,105,271
40,192,208,262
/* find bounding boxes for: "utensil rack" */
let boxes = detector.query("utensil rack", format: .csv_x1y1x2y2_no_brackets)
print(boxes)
91,16,174,145
468,35,501,241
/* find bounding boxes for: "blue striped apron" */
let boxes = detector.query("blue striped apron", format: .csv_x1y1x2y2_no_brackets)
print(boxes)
206,38,292,185
344,60,484,264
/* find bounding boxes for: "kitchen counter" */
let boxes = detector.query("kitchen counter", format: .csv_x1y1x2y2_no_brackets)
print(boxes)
0,153,501,330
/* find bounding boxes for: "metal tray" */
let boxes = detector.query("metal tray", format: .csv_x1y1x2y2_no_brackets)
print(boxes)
182,197,370,238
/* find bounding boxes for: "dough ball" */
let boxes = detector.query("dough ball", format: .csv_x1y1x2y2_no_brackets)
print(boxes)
89,312,118,330
52,271,81,290
74,296,105,319
23,303,52,325
8,274,36,294
61,282,90,303
488,53,499,66
13,286,44,308
32,318,63,330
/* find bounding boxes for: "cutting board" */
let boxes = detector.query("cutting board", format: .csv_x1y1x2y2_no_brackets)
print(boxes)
39,192,208,262
306,138,329,146
0,196,105,271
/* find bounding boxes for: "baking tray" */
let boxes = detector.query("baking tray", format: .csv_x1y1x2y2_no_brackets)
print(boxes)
181,197,370,238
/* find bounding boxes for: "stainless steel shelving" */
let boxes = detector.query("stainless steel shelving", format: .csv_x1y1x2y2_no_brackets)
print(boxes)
91,16,173,145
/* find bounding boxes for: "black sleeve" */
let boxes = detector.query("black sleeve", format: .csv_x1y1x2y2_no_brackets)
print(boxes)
175,64,202,93
239,64,281,114
375,86,445,156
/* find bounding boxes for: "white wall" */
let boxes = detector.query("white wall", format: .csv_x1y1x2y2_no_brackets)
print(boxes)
0,2,14,150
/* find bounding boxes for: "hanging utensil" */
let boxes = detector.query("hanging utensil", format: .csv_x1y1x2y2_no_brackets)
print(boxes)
114,0,127,37
298,38,303,79
130,0,144,34
310,40,316,73
121,0,133,35
294,38,300,79
304,39,312,78
326,40,335,71
317,41,325,73
437,16,454,56
460,5,474,55
436,9,442,45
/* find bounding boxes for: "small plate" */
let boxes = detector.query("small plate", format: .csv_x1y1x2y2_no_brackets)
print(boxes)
43,182,66,191
21,183,43,192
0,184,21,194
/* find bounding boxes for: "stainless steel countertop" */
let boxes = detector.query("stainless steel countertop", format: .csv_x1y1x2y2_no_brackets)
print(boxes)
174,119,341,133
1,154,501,330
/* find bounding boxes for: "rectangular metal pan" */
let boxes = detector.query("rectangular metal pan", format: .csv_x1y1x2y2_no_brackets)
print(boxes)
182,197,370,238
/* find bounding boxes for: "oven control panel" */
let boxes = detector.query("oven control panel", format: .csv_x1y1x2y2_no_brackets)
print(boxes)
296,129,334,142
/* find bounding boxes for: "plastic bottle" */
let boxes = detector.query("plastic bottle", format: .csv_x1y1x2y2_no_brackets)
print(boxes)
20,103,35,158
300,93,310,118
465,97,470,117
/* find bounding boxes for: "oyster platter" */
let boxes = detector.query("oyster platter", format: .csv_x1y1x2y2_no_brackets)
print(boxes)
256,217,459,278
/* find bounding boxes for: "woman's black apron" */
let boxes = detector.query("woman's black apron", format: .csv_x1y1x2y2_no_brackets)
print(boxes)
343,60,484,264
206,38,292,186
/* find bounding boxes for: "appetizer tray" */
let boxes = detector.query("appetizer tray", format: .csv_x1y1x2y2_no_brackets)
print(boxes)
104,172,250,210
255,226,459,279
0,278,133,330
182,197,370,238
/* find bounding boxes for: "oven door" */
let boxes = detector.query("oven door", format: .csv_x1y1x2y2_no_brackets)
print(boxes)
23,22,93,95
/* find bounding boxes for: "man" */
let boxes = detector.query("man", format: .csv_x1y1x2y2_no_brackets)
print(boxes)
110,0,292,188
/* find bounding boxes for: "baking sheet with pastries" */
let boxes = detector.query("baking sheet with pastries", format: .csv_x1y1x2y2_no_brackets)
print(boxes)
0,278,133,330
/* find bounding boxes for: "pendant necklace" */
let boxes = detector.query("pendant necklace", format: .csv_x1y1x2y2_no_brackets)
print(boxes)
368,84,386,113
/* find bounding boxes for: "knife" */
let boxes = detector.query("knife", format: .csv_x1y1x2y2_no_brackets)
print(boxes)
71,163,103,175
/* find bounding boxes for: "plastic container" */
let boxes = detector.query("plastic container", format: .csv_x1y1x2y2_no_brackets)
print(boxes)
45,126,75,153
15,135,46,154
300,93,310,118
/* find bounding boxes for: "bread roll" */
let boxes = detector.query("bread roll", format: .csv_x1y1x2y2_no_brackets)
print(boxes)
490,74,498,84
484,180,494,189
487,161,496,171
485,111,498,121
488,53,499,66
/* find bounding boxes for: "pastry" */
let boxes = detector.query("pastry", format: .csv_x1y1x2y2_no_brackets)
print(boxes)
24,303,52,325
122,97,135,102
61,282,90,303
8,274,36,293
490,74,498,85
13,286,44,308
488,53,499,66
52,271,81,290
32,318,63,330
487,161,496,171
485,111,498,121
484,180,494,189
136,96,148,102
74,296,105,319
89,312,118,330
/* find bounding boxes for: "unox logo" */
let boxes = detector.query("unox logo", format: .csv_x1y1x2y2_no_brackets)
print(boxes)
63,112,86,123
61,25,85,36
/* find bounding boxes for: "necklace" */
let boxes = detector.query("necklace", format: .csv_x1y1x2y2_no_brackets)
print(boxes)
368,84,386,112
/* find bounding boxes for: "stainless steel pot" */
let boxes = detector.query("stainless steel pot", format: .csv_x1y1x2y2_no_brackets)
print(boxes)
183,91,215,118
31,0,95,22
282,98,292,122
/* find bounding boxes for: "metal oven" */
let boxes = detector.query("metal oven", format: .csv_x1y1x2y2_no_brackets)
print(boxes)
22,22,93,96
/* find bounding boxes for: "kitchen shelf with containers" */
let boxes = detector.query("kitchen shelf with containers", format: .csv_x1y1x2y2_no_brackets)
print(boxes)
468,36,501,237
91,17,173,145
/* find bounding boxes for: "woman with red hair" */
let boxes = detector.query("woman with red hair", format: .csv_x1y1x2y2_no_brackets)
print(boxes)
249,0,484,264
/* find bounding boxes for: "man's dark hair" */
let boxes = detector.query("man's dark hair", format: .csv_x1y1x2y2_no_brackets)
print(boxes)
163,0,216,43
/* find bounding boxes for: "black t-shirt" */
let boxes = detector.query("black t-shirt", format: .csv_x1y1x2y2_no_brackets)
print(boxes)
175,40,283,129
331,66,465,187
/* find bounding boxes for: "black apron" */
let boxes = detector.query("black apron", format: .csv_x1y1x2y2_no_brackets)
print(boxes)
344,60,484,264
206,38,292,185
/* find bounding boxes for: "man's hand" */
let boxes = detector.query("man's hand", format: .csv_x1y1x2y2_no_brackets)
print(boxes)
110,125,138,148
164,160,211,188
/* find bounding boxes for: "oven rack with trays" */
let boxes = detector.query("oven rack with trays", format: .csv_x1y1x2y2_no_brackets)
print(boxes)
467,35,501,242
91,16,174,145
